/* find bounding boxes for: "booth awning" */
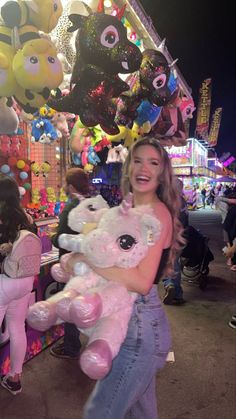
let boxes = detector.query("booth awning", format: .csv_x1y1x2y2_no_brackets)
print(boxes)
216,176,236,183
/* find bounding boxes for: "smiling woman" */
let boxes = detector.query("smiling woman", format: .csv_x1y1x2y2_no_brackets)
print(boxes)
79,137,185,419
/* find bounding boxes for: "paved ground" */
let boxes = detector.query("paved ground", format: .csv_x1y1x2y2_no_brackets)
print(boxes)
0,209,235,419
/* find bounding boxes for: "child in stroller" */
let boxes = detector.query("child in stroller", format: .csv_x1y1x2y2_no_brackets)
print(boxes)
180,225,214,289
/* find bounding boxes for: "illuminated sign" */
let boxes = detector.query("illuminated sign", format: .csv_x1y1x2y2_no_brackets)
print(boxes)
92,178,102,184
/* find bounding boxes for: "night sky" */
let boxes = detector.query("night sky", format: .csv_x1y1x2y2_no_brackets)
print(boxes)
139,0,236,157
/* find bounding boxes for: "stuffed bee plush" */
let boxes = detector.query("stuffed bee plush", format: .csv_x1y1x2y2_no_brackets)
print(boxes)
0,25,17,97
0,0,63,111
1,0,62,34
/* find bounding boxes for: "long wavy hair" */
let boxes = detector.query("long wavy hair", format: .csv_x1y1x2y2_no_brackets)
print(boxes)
0,175,33,243
121,137,185,277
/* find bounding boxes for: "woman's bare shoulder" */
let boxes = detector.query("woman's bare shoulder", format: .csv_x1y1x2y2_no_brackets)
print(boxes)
153,201,172,223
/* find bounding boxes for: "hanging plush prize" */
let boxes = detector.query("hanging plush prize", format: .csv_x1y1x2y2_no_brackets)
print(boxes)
48,4,142,135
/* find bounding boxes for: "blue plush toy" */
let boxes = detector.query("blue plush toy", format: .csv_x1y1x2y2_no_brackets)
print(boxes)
71,152,82,166
88,146,100,165
31,117,58,144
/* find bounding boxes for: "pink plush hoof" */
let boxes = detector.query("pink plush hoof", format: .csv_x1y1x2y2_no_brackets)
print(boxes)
80,339,112,380
60,253,72,271
51,263,70,283
56,289,79,322
69,293,103,328
27,301,57,331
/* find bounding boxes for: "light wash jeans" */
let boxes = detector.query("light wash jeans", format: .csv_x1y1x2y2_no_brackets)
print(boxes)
163,257,183,300
0,274,34,375
83,286,171,419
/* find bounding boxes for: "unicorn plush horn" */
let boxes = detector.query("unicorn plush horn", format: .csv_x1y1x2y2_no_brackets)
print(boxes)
119,192,133,215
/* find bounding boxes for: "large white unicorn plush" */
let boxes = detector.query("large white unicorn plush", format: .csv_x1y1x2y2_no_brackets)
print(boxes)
27,194,162,379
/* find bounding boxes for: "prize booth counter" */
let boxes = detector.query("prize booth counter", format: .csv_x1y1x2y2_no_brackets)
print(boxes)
0,219,64,377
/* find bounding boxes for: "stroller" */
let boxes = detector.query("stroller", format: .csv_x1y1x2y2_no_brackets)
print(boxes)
180,225,214,289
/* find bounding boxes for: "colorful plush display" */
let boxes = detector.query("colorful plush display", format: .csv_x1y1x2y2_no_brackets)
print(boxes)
27,194,162,380
48,9,142,134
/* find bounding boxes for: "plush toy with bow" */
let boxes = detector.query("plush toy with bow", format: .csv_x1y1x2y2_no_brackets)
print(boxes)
27,194,162,380
48,7,142,135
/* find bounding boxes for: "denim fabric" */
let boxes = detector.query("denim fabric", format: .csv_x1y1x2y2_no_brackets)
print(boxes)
163,257,183,300
64,322,81,356
83,286,171,419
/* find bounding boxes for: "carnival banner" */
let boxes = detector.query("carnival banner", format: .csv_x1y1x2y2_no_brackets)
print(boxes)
195,78,212,140
208,107,223,147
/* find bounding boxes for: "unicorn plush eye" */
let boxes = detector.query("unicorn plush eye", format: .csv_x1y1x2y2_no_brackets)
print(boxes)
117,234,137,251
152,74,167,90
100,25,119,48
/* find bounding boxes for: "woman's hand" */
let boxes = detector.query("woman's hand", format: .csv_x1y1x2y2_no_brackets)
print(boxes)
60,252,86,274
0,242,13,255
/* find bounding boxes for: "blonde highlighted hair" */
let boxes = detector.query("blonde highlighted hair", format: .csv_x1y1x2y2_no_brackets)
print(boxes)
121,137,185,278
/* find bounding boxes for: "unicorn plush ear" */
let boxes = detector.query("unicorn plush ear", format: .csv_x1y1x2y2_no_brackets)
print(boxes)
68,13,87,32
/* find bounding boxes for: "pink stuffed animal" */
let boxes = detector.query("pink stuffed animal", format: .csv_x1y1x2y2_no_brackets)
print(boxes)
27,194,162,380
51,112,70,138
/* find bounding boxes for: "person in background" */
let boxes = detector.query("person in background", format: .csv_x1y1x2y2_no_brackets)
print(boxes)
50,168,90,360
63,137,185,419
0,175,39,395
209,187,215,209
201,187,207,208
221,197,236,270
162,177,189,305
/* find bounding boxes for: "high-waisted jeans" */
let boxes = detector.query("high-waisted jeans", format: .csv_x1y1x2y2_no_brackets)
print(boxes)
83,285,171,419
0,274,34,375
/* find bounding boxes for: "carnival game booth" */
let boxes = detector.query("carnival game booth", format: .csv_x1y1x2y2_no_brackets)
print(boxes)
0,0,194,374
166,138,216,209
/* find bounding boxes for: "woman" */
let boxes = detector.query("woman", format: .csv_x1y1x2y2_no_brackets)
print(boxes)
50,168,90,360
0,175,39,395
65,137,185,418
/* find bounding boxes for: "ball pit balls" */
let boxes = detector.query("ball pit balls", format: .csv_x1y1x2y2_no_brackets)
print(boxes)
16,160,25,169
18,186,26,196
23,183,31,190
1,164,10,174
8,171,15,177
8,156,17,167
19,171,28,180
